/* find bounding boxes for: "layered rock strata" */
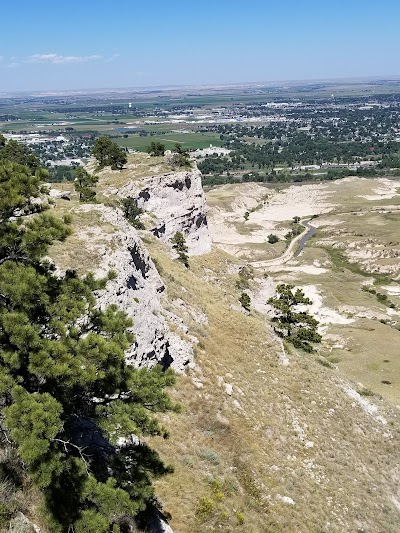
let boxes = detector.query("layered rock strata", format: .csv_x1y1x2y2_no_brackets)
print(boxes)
117,167,211,256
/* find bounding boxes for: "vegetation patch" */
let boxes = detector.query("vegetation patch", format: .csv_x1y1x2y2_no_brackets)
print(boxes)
268,284,322,352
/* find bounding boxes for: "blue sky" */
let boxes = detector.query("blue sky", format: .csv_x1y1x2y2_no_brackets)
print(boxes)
1,0,399,91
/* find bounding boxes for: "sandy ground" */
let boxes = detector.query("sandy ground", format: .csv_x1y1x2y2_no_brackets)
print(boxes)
358,178,399,201
207,182,335,256
250,183,334,222
297,285,354,327
206,177,400,258
265,263,328,276
208,177,400,315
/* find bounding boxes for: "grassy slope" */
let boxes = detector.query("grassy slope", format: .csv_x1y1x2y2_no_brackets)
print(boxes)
145,242,400,533
45,159,400,532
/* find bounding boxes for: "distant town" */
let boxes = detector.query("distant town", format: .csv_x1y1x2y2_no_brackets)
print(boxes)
1,78,400,184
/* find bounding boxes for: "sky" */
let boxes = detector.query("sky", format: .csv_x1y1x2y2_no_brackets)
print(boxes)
1,0,399,92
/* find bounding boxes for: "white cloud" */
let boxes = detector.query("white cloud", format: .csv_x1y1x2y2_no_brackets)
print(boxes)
7,62,20,69
105,53,120,63
25,53,102,64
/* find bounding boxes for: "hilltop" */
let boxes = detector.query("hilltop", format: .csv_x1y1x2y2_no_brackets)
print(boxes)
41,153,400,532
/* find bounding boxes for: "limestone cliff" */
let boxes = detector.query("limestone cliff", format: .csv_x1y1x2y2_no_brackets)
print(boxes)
93,162,212,369
87,204,194,372
116,166,212,256
49,157,213,372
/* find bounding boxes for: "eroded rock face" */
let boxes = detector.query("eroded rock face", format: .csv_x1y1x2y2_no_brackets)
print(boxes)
95,206,193,372
117,166,212,256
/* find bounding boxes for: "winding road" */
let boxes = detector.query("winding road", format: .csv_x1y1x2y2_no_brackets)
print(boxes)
250,203,400,269
251,219,317,268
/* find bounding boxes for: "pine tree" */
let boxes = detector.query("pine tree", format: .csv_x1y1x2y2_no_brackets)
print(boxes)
268,284,322,352
170,232,189,268
92,136,113,167
74,167,98,202
147,142,165,157
93,137,127,170
0,138,40,170
0,149,176,531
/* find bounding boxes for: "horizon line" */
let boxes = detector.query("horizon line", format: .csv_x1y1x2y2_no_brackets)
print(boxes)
1,74,400,98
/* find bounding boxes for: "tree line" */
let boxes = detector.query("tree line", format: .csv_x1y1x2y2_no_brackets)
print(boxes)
0,136,177,531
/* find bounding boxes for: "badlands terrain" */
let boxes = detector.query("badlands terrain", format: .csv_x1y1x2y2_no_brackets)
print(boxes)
207,176,400,405
46,156,400,532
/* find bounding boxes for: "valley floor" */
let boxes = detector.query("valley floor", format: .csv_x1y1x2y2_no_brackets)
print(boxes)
206,176,400,405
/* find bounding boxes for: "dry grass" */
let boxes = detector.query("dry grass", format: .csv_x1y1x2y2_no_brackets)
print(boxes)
44,172,400,531
86,153,171,199
48,193,118,274
144,241,400,533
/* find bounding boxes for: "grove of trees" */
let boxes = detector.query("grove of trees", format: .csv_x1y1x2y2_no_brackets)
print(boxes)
0,144,176,531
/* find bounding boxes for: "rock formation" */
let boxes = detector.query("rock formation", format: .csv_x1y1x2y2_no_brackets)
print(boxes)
94,205,194,372
117,166,212,256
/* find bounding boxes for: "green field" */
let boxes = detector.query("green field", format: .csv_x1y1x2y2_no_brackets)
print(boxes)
114,132,223,151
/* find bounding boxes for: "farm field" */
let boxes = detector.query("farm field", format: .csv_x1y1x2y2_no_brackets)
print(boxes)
115,131,223,151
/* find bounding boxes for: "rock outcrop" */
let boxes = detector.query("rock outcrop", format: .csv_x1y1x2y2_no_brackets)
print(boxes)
93,205,194,372
51,161,210,371
117,166,212,256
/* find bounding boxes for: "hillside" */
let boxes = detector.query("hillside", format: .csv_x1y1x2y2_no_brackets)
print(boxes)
41,153,400,532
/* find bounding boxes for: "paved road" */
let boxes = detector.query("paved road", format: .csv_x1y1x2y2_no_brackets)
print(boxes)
251,203,400,269
251,219,315,268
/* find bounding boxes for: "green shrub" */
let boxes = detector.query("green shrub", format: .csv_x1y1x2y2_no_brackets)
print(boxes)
199,448,220,465
121,197,145,230
267,234,279,244
239,292,251,312
195,496,214,520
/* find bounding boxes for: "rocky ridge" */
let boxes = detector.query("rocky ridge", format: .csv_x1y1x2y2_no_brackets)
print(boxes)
49,162,210,371
115,166,212,256
93,204,194,371
99,165,211,369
